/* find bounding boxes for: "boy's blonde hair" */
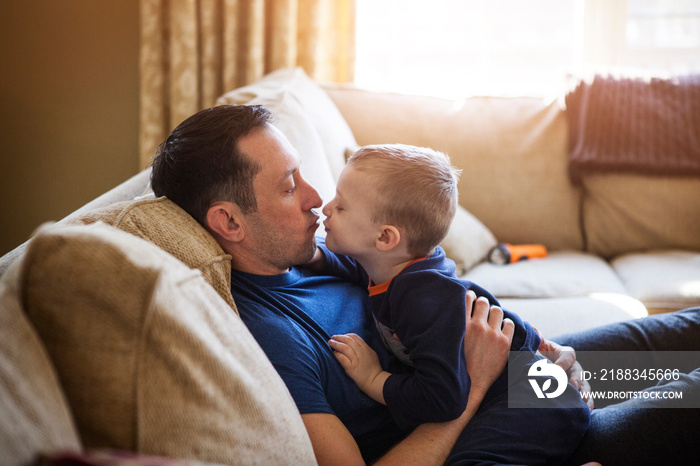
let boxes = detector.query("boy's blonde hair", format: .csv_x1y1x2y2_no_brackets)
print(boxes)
347,144,461,257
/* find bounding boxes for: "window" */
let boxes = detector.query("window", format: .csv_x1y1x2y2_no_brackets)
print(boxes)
355,0,700,98
626,0,700,73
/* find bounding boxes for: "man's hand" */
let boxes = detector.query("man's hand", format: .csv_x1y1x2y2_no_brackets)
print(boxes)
538,336,594,410
464,292,515,399
375,292,519,466
329,333,390,404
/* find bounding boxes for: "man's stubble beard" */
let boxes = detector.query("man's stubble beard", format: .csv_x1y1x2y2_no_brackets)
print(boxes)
247,215,317,271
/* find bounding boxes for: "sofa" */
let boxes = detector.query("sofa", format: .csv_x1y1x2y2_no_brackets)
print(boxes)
1,67,699,465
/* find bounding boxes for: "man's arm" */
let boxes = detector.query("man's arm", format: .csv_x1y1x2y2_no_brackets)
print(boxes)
302,413,366,466
302,401,482,466
303,294,514,466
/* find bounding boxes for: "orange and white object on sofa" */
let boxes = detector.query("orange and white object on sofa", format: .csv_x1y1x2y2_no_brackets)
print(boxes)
488,243,548,265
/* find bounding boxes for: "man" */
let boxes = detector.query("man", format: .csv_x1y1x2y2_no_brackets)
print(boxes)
151,104,698,466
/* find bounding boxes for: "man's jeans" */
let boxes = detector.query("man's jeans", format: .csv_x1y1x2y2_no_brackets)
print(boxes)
555,307,700,466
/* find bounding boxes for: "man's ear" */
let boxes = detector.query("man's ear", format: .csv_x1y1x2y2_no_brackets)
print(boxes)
375,225,401,252
206,202,245,243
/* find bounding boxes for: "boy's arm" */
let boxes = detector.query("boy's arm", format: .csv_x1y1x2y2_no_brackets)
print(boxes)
299,246,326,272
329,333,391,404
306,296,514,466
327,293,514,411
380,277,476,426
298,241,369,286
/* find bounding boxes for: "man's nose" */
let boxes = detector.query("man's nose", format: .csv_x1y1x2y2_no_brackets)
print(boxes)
303,182,323,211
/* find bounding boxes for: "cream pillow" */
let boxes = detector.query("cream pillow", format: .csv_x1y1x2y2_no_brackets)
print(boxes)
21,222,315,464
0,259,81,466
72,196,237,313
440,204,498,275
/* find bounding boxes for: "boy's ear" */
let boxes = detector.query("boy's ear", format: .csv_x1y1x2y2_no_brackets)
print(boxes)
375,225,401,252
206,202,245,243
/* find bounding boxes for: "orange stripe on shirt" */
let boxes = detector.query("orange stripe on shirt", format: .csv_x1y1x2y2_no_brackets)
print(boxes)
367,256,429,296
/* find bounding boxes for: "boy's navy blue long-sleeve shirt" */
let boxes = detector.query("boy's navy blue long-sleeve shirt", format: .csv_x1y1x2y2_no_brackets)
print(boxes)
321,244,541,429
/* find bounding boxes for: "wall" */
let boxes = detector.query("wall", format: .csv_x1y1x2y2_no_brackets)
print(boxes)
0,1,140,256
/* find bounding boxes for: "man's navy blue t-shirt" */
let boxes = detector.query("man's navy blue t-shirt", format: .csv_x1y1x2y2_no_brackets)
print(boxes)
229,242,410,462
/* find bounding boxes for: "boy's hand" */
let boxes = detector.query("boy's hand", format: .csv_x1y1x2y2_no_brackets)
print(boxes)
538,336,594,410
329,333,390,405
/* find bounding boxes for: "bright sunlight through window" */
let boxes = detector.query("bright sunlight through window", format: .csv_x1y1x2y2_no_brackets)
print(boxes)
355,0,700,99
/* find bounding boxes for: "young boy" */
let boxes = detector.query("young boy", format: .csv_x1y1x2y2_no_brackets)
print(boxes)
309,143,590,464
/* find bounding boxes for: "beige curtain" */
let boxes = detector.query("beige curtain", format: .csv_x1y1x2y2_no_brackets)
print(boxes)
139,0,356,168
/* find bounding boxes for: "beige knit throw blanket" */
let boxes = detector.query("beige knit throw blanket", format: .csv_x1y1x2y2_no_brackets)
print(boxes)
564,74,700,184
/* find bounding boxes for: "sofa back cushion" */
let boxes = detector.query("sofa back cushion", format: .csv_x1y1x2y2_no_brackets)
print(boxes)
324,85,584,251
20,222,316,464
0,259,81,466
582,174,700,258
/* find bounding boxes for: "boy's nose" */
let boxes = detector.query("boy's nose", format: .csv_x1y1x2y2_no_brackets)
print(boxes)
322,201,332,217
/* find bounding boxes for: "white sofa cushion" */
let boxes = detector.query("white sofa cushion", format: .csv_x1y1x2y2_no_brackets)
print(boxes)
612,250,700,314
20,222,315,464
464,251,628,298
501,296,647,340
